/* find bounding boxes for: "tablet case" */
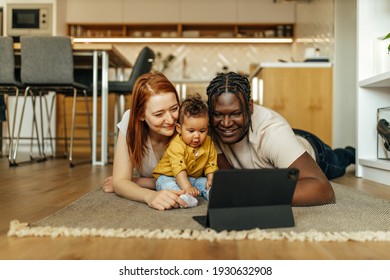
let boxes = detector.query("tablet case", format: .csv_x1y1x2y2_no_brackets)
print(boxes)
193,168,299,231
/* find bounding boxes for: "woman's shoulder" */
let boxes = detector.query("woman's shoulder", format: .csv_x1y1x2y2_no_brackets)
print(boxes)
123,109,130,120
117,110,131,135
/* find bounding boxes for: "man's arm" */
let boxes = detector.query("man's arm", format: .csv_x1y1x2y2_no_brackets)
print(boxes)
289,152,335,206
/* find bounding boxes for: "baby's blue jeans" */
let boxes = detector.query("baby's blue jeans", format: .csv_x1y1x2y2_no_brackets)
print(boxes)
156,175,209,200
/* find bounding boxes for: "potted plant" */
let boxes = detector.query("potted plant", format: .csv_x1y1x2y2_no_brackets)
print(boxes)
384,33,390,53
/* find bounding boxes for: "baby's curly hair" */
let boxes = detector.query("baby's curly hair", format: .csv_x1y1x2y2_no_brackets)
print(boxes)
179,93,209,124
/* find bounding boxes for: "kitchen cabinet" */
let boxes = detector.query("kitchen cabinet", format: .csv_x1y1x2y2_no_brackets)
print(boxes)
257,63,333,145
123,0,180,23
65,0,295,24
236,0,295,23
66,0,295,39
356,0,390,185
66,0,123,23
179,0,236,23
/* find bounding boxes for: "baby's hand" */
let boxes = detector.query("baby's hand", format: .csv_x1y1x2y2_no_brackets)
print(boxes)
185,186,200,197
206,180,212,190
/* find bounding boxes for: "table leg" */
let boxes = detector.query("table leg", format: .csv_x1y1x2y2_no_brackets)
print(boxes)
91,50,109,166
101,51,109,165
92,51,98,165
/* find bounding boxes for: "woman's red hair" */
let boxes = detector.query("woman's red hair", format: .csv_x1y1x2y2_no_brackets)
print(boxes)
126,72,179,171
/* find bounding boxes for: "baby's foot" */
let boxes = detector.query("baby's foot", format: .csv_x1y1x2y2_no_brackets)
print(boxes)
180,193,198,208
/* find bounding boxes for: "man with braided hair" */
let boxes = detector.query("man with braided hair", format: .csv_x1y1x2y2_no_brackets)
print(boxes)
206,72,355,206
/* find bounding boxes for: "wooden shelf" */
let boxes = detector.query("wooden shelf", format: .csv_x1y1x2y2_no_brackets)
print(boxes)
67,23,294,40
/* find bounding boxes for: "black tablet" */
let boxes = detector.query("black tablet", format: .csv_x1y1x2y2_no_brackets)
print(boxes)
193,168,299,231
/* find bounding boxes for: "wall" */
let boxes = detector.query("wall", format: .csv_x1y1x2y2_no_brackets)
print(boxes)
294,0,334,60
333,0,356,148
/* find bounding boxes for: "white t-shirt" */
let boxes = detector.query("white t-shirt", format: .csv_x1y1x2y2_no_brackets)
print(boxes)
117,110,158,177
214,104,316,169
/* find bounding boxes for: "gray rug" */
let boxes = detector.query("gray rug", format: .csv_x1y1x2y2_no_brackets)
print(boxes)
8,183,390,242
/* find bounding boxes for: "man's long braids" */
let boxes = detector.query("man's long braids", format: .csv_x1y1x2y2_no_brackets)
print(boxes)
206,72,252,132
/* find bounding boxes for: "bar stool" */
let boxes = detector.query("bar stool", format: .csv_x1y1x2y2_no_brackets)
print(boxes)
14,36,92,167
108,46,155,143
0,36,26,166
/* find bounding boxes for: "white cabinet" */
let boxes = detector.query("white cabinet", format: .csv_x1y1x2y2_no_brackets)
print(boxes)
123,0,180,23
66,0,123,23
356,0,390,185
179,0,236,23
236,0,295,23
65,0,296,25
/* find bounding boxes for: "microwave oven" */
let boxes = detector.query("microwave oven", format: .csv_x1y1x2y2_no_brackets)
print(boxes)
6,3,53,36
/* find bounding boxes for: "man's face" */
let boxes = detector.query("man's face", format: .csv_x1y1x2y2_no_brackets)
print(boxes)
212,92,250,144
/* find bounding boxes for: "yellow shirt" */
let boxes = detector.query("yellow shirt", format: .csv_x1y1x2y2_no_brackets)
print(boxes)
153,134,218,179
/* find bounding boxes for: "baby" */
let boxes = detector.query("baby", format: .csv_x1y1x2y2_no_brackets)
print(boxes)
153,93,218,207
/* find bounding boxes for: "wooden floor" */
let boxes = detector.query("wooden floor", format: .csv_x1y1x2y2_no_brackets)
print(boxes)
1,156,390,260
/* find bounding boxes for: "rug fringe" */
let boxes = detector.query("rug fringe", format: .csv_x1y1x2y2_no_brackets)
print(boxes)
7,220,390,242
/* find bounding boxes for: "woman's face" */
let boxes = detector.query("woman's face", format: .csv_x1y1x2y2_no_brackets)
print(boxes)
212,92,250,144
143,92,179,137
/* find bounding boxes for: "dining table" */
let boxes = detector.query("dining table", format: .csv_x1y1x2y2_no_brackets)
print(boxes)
72,43,131,166
13,42,132,166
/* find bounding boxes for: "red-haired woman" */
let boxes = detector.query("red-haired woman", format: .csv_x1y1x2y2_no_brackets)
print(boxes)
104,72,187,210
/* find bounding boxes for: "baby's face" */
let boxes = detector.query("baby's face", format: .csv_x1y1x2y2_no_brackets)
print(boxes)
178,115,209,149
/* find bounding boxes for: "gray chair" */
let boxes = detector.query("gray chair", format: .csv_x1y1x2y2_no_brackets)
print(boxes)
0,36,25,165
14,36,92,167
109,46,155,134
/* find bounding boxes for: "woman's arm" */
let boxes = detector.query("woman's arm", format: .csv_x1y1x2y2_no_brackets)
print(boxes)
103,172,156,193
112,133,187,210
132,177,157,190
289,152,335,206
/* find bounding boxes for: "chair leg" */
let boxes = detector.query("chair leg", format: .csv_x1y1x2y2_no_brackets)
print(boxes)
2,91,17,162
84,90,92,155
62,94,69,157
29,91,45,161
36,91,47,160
8,88,19,166
43,93,56,158
69,88,77,167
12,87,43,165
12,87,30,164
68,88,92,167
